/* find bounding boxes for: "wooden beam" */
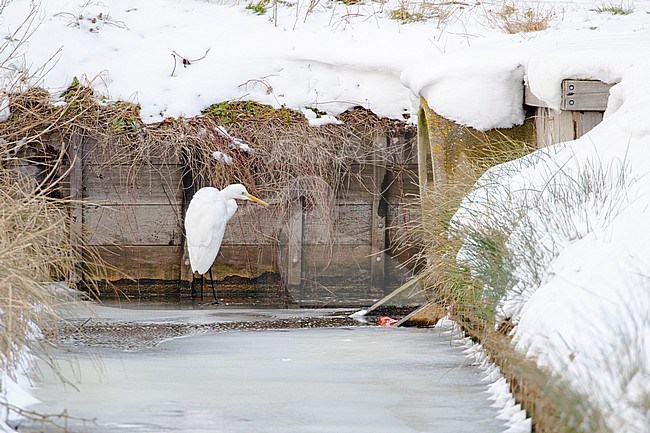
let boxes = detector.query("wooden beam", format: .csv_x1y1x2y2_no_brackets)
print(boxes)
394,300,443,327
83,203,182,246
94,245,182,281
287,196,303,287
180,152,195,295
83,164,184,205
68,130,84,283
535,107,575,148
351,275,423,316
562,80,613,111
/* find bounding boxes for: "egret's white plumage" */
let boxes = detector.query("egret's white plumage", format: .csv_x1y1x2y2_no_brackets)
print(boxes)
185,184,268,276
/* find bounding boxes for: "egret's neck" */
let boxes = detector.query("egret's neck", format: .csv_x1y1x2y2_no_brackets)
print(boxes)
225,199,238,220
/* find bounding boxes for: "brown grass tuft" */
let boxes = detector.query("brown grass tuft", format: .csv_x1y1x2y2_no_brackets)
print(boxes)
486,2,558,34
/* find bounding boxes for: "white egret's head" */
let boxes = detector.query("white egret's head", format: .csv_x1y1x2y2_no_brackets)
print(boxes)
224,184,269,206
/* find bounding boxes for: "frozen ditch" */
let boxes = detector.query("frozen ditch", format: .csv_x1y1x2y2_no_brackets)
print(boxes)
21,305,509,433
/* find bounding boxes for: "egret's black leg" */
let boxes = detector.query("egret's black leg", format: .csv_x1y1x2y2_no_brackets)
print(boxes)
208,268,219,304
200,274,204,302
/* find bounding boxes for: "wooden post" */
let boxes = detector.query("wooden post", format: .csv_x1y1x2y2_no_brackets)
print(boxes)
287,196,303,287
535,107,575,148
417,107,432,201
574,111,603,137
180,151,195,298
68,130,84,284
371,136,387,292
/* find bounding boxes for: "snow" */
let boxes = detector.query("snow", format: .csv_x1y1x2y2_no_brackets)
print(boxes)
0,357,40,432
2,0,650,430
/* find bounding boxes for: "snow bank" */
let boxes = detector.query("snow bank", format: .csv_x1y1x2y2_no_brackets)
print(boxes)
1,0,438,123
402,3,650,430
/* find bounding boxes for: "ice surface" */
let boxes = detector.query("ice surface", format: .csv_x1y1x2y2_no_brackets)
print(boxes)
24,326,508,433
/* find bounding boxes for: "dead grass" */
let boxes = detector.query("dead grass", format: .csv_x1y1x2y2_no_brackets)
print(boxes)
591,2,634,15
0,152,98,387
389,0,459,25
486,1,557,34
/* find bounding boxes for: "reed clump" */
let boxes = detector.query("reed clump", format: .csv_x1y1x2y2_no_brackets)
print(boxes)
0,155,84,393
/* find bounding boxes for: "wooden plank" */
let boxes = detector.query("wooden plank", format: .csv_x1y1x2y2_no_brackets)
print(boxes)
94,245,182,281
302,203,371,245
84,204,182,245
524,84,548,108
83,164,184,205
336,164,376,204
351,275,423,316
371,135,387,291
574,111,603,138
527,80,612,111
221,206,278,245
82,137,180,165
287,197,303,286
301,244,371,278
395,299,444,327
208,245,278,280
562,80,612,111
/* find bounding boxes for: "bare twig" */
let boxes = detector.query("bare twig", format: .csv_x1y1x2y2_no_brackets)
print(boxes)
170,49,211,76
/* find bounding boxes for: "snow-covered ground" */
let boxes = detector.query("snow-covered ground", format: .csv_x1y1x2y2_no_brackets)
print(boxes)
2,0,650,431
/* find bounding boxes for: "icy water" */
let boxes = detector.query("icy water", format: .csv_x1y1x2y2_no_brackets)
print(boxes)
23,313,507,433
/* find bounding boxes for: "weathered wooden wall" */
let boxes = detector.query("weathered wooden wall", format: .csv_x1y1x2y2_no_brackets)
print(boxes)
77,138,185,297
62,131,418,307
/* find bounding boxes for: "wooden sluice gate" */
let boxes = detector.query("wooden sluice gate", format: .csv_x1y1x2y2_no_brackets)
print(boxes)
50,128,421,307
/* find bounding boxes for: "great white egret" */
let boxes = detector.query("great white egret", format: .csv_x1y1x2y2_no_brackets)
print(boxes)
185,183,268,303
